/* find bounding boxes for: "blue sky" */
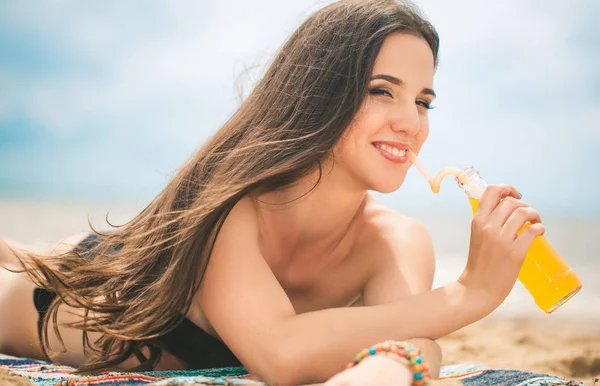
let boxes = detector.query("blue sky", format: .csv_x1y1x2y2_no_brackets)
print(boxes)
1,0,599,218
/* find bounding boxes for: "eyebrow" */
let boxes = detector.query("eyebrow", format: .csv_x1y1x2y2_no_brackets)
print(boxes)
370,74,436,98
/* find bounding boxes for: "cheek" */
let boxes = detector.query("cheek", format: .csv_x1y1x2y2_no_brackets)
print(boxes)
332,103,382,167
332,134,358,172
334,117,367,158
415,122,430,153
420,127,430,144
332,129,353,159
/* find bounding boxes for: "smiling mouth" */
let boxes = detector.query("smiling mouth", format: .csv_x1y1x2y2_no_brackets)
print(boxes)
373,142,407,157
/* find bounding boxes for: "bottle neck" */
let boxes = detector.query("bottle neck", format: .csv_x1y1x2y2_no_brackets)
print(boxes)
456,166,487,199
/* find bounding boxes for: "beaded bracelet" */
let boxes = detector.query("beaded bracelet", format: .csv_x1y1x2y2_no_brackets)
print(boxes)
346,340,431,386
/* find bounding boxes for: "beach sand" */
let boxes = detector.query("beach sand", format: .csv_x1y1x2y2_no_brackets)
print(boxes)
437,314,600,385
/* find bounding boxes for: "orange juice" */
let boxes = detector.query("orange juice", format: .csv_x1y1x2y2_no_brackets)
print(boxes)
404,151,584,314
468,198,582,313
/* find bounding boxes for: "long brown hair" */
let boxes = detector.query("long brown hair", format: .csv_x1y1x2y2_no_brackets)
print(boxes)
15,0,439,372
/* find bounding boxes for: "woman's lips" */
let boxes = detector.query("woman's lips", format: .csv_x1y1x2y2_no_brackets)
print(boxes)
372,142,409,164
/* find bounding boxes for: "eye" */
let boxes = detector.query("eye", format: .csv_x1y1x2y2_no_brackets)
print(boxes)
416,99,435,110
369,88,393,98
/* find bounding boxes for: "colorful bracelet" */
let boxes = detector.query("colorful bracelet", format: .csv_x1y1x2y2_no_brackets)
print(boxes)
346,340,431,386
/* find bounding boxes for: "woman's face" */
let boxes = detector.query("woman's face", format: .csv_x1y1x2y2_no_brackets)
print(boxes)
333,32,435,193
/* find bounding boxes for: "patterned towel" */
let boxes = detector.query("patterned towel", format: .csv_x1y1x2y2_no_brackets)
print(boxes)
0,354,257,385
439,364,583,385
0,354,583,385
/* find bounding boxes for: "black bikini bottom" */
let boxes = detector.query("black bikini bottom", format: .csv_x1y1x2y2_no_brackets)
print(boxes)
32,233,242,370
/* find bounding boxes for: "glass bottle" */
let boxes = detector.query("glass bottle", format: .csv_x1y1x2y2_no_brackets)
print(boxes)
455,166,582,313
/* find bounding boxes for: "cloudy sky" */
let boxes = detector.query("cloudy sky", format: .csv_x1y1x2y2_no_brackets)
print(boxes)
1,0,599,217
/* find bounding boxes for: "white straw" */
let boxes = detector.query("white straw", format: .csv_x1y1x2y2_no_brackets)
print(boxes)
407,150,433,181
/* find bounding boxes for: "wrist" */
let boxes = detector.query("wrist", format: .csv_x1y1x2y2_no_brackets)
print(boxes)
347,340,430,385
454,279,495,320
362,354,413,378
362,351,409,365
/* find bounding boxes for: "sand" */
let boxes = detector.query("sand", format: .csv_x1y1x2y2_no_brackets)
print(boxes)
437,314,600,385
0,369,33,385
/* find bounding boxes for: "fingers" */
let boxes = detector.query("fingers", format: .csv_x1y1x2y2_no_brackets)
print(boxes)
502,207,543,241
514,222,546,252
489,197,528,227
476,184,521,217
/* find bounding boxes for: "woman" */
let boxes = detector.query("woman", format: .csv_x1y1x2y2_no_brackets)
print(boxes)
0,0,544,385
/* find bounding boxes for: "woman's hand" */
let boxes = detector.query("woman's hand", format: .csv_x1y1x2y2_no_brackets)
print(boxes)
323,354,413,386
459,184,545,311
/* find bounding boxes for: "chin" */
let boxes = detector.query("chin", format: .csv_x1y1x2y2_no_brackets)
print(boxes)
369,173,407,193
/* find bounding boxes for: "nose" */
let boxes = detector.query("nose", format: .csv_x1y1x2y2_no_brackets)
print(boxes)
390,102,420,136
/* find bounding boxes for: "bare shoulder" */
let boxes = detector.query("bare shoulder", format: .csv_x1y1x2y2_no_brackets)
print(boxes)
224,195,260,229
355,194,432,253
354,195,436,304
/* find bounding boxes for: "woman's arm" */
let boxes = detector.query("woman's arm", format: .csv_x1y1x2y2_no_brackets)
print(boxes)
361,215,441,378
198,198,484,385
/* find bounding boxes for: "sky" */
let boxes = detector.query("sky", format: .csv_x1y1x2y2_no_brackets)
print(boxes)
1,0,599,218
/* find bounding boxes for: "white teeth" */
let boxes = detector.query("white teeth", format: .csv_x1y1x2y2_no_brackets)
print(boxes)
375,143,406,157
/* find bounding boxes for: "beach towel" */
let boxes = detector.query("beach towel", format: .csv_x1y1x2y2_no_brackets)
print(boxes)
0,353,584,385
